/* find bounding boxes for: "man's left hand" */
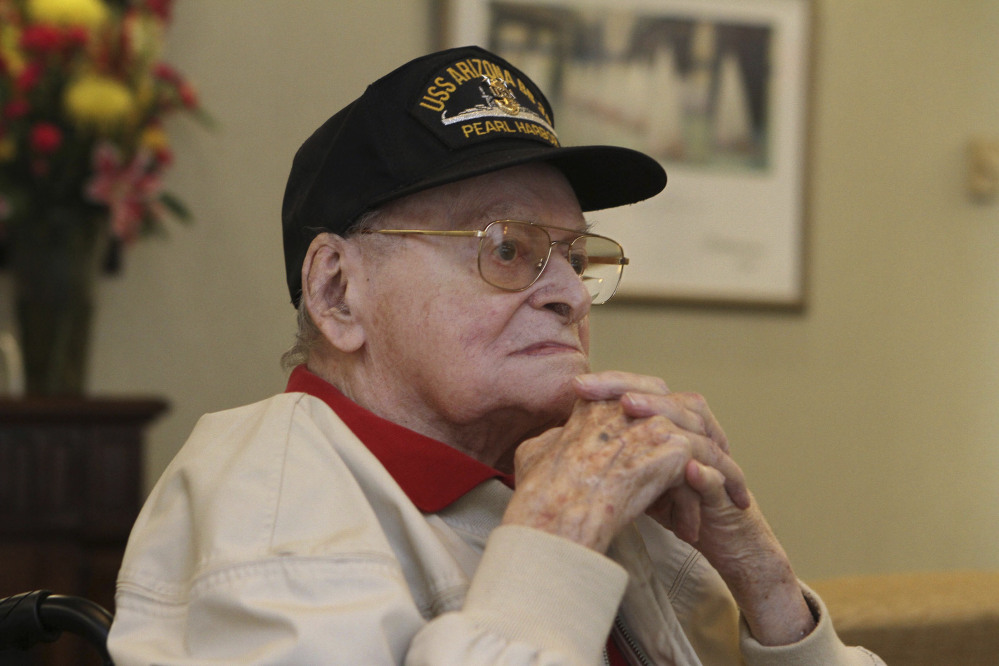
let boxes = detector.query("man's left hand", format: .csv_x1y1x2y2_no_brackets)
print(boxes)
573,371,817,646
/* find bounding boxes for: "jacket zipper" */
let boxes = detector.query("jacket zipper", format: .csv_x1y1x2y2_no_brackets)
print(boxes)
613,615,653,666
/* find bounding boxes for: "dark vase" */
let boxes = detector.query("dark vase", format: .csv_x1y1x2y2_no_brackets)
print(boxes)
9,205,105,396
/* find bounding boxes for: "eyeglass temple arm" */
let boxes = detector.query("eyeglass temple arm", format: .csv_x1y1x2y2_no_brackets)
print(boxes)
366,229,486,238
587,257,630,266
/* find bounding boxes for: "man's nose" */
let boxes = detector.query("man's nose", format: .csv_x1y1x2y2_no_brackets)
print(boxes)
531,242,591,320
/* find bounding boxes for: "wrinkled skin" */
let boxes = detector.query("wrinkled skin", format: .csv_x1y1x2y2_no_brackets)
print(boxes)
504,370,815,645
304,163,815,646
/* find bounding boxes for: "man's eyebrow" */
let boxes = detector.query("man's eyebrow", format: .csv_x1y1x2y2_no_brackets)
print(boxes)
459,199,592,231
474,201,516,220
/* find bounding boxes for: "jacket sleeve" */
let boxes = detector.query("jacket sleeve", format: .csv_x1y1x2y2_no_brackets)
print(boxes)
738,583,885,666
407,526,628,665
108,396,628,666
632,517,886,666
110,526,627,666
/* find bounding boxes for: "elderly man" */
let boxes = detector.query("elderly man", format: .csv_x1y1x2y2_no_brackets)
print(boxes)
108,47,882,665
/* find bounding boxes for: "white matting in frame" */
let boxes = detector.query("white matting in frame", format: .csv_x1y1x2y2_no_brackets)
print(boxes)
442,0,811,307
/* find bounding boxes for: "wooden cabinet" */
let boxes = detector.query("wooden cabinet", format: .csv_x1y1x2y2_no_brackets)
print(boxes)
0,398,166,665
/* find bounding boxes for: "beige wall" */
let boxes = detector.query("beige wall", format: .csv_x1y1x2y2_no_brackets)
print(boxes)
62,1,999,580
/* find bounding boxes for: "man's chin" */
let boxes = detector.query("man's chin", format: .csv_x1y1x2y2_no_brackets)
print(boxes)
528,355,589,389
530,383,577,424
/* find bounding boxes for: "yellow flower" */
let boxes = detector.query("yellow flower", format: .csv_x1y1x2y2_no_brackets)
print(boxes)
26,0,108,28
134,74,156,114
124,11,164,64
0,24,25,77
0,136,17,162
64,74,137,131
140,125,169,153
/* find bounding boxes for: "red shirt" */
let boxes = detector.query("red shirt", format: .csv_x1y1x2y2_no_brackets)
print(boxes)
286,365,629,665
286,365,514,510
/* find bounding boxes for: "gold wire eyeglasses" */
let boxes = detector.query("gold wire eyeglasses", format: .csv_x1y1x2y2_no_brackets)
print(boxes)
365,219,628,305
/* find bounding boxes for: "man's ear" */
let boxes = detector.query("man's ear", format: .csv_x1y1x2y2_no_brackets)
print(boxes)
301,233,366,353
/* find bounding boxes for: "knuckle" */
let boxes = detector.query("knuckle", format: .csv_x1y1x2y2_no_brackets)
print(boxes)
651,376,670,394
688,410,708,434
644,414,677,436
515,437,543,459
683,392,708,409
660,428,691,452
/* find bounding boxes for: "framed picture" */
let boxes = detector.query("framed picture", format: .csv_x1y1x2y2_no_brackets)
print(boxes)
439,0,812,308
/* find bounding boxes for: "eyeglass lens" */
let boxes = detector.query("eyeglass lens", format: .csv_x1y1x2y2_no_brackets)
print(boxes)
478,221,624,304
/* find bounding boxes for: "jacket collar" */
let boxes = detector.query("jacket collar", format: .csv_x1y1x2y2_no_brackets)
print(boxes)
286,365,514,512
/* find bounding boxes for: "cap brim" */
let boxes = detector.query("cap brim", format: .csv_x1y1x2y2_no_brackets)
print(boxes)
366,143,667,215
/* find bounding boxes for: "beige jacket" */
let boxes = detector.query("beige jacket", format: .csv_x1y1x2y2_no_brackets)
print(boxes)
109,391,882,665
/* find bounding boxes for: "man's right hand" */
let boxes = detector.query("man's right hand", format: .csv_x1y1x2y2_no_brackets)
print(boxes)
502,386,743,554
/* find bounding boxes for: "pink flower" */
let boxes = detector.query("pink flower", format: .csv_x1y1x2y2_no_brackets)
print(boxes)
29,122,63,153
85,142,165,243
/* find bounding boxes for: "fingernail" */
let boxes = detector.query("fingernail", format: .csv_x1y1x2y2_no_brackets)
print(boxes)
622,391,642,404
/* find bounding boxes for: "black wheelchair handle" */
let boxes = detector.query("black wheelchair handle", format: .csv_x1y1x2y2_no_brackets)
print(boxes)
0,590,113,664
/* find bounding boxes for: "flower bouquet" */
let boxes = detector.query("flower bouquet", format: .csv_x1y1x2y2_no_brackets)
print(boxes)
0,0,208,395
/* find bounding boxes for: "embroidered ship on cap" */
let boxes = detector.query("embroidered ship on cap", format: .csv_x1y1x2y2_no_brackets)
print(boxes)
412,55,560,149
440,76,557,135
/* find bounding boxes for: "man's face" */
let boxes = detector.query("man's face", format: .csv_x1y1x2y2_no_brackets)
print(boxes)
352,163,593,454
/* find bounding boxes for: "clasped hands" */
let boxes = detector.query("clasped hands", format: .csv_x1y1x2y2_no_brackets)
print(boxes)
504,370,750,554
502,370,816,645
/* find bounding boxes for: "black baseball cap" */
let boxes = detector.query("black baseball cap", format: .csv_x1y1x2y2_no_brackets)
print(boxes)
282,45,667,306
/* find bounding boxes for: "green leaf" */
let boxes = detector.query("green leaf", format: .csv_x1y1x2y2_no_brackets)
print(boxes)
191,108,221,130
160,191,193,223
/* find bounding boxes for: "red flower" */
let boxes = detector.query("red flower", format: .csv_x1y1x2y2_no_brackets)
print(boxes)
4,99,30,120
145,0,174,22
178,82,198,109
63,27,90,50
153,62,180,83
30,158,50,178
30,123,63,154
20,25,65,53
155,146,173,167
15,61,44,92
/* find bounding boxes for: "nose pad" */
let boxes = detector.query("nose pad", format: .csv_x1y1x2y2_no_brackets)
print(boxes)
548,241,578,272
541,241,580,281
531,241,591,318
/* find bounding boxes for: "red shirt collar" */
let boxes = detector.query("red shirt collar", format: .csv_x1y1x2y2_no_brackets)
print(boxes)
286,365,514,512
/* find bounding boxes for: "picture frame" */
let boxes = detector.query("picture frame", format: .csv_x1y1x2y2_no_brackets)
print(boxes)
438,0,812,308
